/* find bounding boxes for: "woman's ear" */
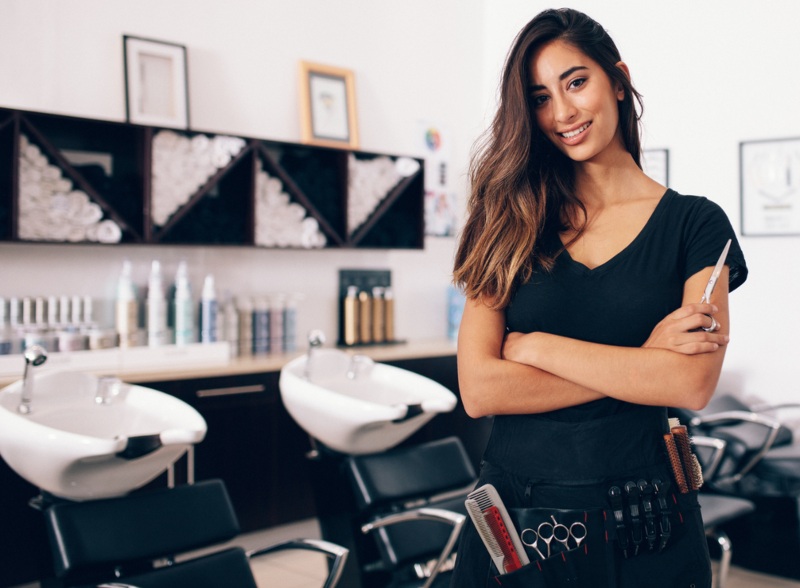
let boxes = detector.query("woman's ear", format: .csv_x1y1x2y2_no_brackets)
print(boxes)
615,61,631,100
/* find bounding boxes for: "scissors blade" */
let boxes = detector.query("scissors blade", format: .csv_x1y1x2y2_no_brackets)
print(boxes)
700,239,732,303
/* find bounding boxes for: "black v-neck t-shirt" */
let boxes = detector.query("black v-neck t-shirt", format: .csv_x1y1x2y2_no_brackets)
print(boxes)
503,189,748,422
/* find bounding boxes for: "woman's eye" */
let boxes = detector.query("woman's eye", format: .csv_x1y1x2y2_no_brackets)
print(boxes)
569,78,587,90
531,94,549,108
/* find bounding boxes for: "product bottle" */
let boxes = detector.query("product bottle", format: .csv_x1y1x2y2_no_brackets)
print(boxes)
283,296,298,353
252,296,270,355
116,260,140,347
343,286,359,346
358,290,372,344
372,287,385,343
0,297,13,355
269,296,285,354
237,297,253,357
200,274,218,343
147,260,168,347
173,261,195,345
384,287,395,342
222,292,239,357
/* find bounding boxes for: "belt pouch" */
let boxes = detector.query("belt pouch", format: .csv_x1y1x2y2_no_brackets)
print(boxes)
492,507,613,588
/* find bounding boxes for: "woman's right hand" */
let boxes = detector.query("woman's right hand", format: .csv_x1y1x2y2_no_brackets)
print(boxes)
642,303,729,355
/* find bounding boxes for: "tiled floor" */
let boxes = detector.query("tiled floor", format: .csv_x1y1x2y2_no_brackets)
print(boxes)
14,518,800,587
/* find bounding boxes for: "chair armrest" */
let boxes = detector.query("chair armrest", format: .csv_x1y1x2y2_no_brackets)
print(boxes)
361,507,465,588
690,435,727,482
691,410,782,484
750,402,800,413
247,538,349,588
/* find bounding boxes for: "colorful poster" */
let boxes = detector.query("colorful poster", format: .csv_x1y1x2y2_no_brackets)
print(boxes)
416,121,456,236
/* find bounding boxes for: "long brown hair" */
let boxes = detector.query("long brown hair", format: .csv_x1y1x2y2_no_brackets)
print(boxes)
453,8,644,309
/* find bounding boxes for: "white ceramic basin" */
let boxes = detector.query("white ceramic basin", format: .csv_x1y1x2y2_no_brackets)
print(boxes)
0,370,206,501
279,349,457,455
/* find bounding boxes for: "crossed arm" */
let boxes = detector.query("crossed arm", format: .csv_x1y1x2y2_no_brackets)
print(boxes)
457,266,731,418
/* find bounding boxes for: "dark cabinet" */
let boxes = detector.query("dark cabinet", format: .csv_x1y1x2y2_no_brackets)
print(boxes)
143,372,316,532
0,354,488,587
0,106,424,250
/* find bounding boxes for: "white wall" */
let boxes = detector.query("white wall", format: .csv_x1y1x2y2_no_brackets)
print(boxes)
0,0,485,343
481,1,800,404
2,0,797,406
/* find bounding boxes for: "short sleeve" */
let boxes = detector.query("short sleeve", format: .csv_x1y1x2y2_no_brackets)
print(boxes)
682,197,748,293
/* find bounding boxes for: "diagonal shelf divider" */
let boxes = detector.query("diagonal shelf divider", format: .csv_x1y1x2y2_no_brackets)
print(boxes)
256,143,344,247
151,138,256,242
348,167,423,246
18,115,141,242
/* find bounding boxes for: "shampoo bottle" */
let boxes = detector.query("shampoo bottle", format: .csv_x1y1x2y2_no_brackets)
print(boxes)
200,274,218,343
173,261,195,345
358,290,372,344
116,260,140,347
372,287,385,343
343,286,359,346
384,287,395,342
222,292,239,356
147,260,168,347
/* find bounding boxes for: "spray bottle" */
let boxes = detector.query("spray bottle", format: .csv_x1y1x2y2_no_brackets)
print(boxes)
173,261,195,345
116,260,140,347
200,274,218,343
147,260,168,347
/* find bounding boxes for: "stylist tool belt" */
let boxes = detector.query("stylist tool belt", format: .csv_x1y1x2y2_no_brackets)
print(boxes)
471,414,709,586
467,483,610,587
606,417,704,557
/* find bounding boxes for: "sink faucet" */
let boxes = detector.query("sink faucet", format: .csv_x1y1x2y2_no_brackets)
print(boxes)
304,329,326,380
18,345,48,415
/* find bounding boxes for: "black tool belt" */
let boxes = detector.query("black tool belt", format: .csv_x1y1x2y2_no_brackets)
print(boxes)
491,489,707,588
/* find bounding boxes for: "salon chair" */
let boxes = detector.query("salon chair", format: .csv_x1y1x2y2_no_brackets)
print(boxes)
344,436,475,587
40,479,348,588
671,393,800,496
691,436,757,588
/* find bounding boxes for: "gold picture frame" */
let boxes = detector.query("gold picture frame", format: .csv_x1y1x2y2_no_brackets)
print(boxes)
299,61,359,149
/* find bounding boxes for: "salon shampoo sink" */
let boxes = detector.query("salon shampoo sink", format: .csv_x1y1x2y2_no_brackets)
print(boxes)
279,349,457,455
0,370,206,501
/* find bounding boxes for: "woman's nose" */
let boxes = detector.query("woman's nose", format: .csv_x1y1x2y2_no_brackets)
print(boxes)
553,95,578,123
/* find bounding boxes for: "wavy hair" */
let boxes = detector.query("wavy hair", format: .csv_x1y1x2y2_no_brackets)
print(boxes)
453,8,644,309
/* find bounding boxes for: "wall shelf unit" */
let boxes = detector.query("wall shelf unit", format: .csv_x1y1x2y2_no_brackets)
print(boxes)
0,106,425,250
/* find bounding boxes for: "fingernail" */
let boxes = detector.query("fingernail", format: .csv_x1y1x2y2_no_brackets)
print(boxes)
712,305,719,312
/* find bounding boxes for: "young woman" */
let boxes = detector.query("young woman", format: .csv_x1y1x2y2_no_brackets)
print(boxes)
451,8,747,588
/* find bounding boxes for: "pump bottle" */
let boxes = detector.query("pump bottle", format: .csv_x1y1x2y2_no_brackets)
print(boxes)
116,260,140,347
200,274,218,343
173,261,195,345
147,260,168,347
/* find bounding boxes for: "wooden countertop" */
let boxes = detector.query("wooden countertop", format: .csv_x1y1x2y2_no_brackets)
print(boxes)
0,339,458,387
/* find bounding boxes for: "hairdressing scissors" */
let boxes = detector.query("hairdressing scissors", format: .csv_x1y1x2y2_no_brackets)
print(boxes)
699,239,731,304
520,516,588,559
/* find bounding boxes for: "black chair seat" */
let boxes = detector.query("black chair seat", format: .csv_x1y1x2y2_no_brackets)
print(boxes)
699,494,755,528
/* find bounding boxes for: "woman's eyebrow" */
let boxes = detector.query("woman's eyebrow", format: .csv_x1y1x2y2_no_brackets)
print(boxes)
529,65,590,91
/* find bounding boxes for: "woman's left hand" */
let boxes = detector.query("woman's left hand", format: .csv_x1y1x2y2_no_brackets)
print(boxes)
642,302,728,355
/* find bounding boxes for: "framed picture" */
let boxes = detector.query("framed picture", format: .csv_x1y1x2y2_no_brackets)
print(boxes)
740,137,800,236
123,35,189,129
642,148,670,187
299,61,359,149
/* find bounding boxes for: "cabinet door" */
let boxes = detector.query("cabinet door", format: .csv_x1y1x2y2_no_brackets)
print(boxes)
146,373,316,532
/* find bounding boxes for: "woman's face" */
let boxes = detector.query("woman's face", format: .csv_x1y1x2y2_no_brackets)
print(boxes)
528,40,627,164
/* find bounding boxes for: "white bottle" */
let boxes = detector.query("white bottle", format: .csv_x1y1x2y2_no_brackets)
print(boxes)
173,261,195,346
200,274,218,343
116,260,140,346
147,260,168,347
222,292,239,356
